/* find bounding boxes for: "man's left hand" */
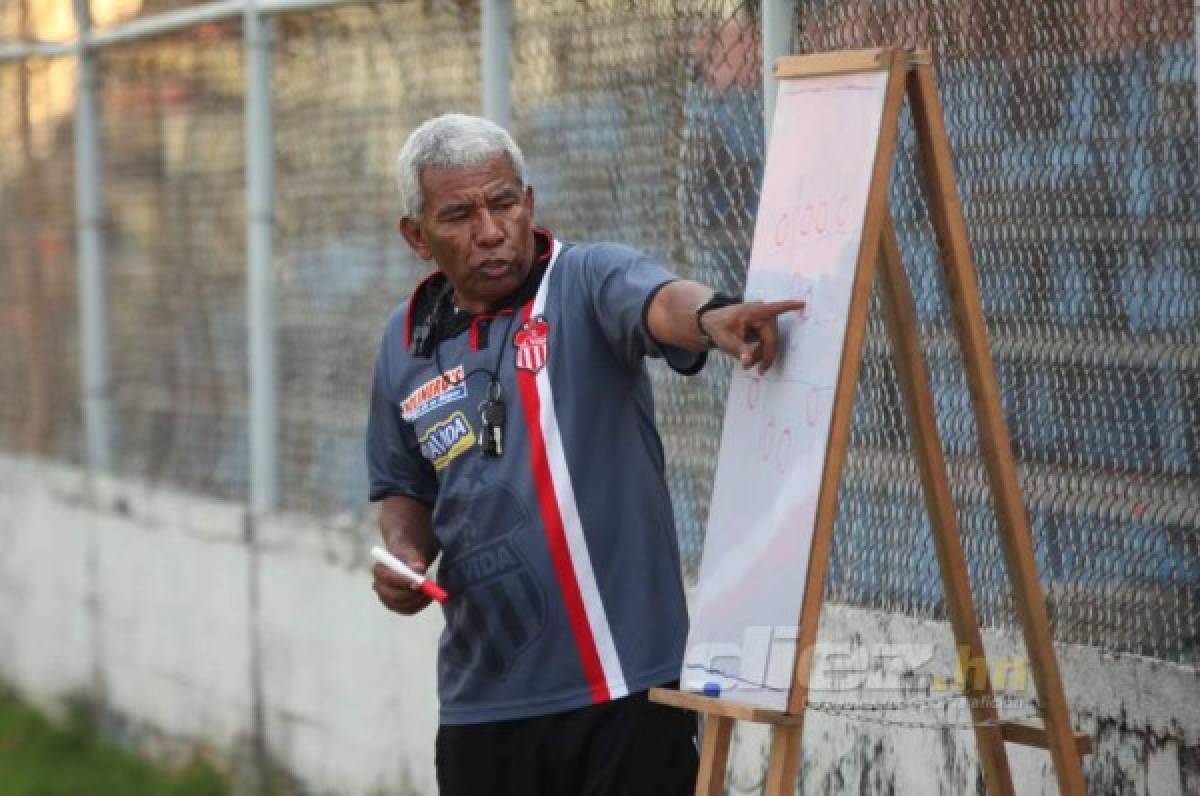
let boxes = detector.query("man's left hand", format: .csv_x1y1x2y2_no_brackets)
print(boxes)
700,299,806,374
646,280,805,372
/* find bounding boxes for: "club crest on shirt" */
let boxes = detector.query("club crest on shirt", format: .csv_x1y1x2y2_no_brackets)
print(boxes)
401,365,466,421
440,536,546,678
436,486,546,679
513,315,549,374
419,411,476,470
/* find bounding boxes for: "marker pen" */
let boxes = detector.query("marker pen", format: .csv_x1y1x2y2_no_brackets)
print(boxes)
370,546,450,604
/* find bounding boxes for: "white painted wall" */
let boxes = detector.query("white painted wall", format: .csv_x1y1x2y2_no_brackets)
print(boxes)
729,607,1200,794
1,453,1196,794
0,454,441,794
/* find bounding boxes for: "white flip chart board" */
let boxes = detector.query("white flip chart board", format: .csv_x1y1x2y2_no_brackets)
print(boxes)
683,68,891,711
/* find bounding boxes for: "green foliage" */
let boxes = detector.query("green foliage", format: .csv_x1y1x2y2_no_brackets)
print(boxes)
0,689,228,796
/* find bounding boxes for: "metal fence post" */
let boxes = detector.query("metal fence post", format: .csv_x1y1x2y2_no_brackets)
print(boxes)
73,0,113,473
762,0,792,136
245,0,278,513
482,0,512,130
1194,5,1199,127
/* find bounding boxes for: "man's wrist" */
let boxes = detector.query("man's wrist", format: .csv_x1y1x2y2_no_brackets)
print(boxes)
694,292,741,349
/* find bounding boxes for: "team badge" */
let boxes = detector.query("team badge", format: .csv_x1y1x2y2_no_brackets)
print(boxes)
513,316,549,374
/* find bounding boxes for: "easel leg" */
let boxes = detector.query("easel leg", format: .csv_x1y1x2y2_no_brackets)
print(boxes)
694,715,734,796
907,63,1088,796
763,725,801,795
877,212,1015,796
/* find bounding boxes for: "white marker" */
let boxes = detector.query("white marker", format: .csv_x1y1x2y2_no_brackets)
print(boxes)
370,546,449,603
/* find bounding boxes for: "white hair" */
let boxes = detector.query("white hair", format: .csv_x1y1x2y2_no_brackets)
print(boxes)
395,113,528,219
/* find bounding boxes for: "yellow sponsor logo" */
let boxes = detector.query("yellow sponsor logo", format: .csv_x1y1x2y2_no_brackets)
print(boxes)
419,411,476,470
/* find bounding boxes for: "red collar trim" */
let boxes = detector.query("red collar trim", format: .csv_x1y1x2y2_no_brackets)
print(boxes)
468,307,518,352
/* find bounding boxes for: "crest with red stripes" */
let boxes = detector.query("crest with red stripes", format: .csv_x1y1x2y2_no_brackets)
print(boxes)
513,315,550,374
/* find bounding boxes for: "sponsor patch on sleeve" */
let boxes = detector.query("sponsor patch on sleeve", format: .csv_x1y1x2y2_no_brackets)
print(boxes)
401,365,467,421
419,411,476,470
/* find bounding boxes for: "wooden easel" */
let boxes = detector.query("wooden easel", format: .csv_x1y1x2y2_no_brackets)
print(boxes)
651,48,1092,795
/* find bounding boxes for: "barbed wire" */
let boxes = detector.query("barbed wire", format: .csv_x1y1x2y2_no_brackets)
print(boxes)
807,693,1043,731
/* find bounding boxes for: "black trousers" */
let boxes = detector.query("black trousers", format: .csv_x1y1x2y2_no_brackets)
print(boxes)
435,688,699,796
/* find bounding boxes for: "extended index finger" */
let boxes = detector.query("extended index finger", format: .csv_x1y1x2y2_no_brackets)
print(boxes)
744,299,806,319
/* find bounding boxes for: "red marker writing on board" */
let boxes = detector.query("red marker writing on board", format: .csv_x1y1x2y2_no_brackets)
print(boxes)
370,545,449,604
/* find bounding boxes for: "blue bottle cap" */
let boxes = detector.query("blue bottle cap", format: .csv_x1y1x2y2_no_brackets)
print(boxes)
703,682,721,698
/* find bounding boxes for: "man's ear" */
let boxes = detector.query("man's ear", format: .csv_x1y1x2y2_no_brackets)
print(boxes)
523,184,535,217
398,217,434,261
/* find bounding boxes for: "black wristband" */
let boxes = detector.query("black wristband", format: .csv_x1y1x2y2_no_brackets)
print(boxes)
694,292,741,349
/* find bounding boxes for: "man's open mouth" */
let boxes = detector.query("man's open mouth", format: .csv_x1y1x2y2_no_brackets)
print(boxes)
477,260,512,278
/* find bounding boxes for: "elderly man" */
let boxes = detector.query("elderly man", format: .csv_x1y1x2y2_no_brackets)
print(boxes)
367,113,800,795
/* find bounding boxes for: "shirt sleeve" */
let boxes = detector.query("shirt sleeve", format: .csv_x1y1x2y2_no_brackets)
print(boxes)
365,342,438,505
581,243,707,374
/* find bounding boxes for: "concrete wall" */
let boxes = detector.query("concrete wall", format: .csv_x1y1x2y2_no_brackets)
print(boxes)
1,453,1197,794
0,454,441,794
735,609,1200,794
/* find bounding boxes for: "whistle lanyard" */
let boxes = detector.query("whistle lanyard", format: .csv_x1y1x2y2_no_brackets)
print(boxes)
432,304,519,458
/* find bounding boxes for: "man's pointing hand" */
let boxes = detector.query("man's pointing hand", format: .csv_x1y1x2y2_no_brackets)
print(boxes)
700,299,806,374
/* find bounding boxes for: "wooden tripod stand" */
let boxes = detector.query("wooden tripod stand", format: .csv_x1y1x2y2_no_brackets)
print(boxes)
652,48,1091,796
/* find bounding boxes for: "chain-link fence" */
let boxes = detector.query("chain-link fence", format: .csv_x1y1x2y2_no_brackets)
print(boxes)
0,52,80,464
100,22,248,498
0,0,1196,667
806,0,1199,665
273,2,479,517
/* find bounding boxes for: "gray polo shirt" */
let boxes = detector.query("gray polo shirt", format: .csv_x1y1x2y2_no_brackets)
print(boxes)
366,230,702,725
